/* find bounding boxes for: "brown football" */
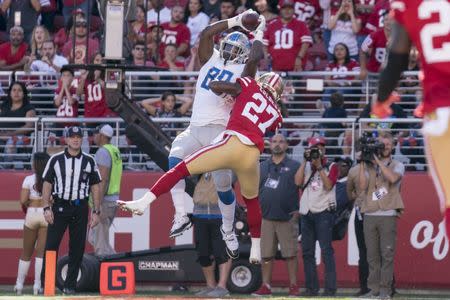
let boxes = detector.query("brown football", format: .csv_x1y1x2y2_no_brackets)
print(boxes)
241,12,260,31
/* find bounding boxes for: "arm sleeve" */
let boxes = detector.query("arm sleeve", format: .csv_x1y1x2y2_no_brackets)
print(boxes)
95,147,112,167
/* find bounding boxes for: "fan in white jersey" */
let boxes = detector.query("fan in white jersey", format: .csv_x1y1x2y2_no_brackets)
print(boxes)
141,10,265,260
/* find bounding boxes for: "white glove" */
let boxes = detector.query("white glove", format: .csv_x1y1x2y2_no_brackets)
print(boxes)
227,8,256,30
253,15,266,42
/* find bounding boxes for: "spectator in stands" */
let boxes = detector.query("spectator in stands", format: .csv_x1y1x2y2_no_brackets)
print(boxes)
1,0,40,42
29,26,50,60
328,0,361,60
320,0,341,57
141,91,193,117
252,134,301,297
147,0,171,25
254,0,277,23
295,136,338,297
0,82,36,168
264,0,312,72
161,5,190,58
54,10,85,52
77,53,116,129
157,44,185,70
26,40,68,73
320,92,348,157
130,41,155,66
14,152,50,295
294,0,322,31
364,0,389,33
128,5,147,45
0,26,29,71
40,0,57,33
184,0,210,47
359,16,391,80
53,66,79,136
146,23,164,63
322,43,360,104
192,173,232,298
219,0,237,20
62,18,100,64
357,131,404,299
355,0,375,49
305,29,328,71
62,0,90,24
202,0,221,19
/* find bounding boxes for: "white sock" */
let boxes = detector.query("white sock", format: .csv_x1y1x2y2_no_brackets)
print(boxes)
16,259,31,287
218,200,235,232
170,180,186,216
34,257,43,287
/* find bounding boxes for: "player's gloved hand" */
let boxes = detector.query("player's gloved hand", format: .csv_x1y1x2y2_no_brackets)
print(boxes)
253,15,266,42
370,92,400,119
227,8,256,30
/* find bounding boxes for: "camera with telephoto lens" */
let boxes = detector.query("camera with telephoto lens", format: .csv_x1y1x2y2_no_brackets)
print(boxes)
359,133,385,162
304,147,322,162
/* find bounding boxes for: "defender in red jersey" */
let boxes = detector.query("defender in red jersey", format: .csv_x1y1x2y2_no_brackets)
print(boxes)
373,0,450,237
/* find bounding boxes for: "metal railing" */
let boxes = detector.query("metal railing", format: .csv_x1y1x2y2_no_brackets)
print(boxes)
9,70,422,117
0,117,426,171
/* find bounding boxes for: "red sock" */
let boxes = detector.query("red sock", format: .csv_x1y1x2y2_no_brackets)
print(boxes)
445,208,450,240
243,196,262,238
150,161,190,197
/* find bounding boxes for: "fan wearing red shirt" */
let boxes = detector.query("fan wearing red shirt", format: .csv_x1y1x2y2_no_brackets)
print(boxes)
373,0,450,237
264,0,312,71
364,0,389,32
359,16,391,79
0,26,28,71
157,44,185,70
161,5,191,58
54,66,79,133
293,0,322,31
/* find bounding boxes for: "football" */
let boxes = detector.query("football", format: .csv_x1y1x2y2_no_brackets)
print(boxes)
242,12,260,31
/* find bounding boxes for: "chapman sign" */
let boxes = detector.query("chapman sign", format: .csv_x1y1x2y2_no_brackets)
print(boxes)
0,172,449,288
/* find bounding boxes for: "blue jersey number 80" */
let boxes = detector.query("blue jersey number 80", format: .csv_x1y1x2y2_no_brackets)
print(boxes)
200,67,234,90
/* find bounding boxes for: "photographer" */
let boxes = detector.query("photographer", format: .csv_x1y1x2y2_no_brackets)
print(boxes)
295,136,339,297
357,131,404,299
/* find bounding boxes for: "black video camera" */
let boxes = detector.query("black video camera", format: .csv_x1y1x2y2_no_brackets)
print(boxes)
359,133,385,162
304,147,322,162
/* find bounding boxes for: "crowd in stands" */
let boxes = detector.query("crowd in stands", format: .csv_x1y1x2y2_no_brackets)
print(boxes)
0,0,425,170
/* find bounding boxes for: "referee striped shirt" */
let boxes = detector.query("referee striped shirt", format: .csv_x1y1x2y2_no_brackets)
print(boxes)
43,149,102,201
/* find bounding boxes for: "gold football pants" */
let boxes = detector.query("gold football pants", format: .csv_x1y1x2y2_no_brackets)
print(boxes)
184,135,261,199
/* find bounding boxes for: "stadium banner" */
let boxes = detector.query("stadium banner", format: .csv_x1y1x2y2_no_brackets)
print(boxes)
0,171,448,288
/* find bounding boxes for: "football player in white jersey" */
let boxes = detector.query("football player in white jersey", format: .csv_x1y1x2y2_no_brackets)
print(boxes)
157,11,265,258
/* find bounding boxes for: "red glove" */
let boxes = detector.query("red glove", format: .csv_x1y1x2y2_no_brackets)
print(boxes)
371,92,400,118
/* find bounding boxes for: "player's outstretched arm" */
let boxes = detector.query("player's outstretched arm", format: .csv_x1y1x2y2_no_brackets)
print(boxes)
209,81,242,98
377,21,411,102
241,16,266,78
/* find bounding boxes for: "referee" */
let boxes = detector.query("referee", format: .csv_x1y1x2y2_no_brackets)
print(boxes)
41,126,101,295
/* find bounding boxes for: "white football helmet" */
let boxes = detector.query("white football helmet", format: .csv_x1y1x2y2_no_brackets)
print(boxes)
219,31,251,64
257,72,284,102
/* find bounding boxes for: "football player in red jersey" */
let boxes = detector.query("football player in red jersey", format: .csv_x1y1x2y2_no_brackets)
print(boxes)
372,0,450,237
119,29,284,264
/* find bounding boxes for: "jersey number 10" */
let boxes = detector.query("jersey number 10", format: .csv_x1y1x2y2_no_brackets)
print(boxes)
241,93,279,133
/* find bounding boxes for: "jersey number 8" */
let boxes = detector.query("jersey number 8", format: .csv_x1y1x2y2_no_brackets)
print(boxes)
201,67,234,90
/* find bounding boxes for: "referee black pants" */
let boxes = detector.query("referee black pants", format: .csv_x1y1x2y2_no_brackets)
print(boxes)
42,200,89,290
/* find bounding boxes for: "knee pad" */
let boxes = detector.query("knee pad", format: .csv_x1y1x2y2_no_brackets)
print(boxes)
218,190,235,205
168,156,183,169
198,256,213,267
212,170,232,192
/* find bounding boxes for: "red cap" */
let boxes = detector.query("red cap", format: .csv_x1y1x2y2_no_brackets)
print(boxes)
279,0,295,8
308,136,326,147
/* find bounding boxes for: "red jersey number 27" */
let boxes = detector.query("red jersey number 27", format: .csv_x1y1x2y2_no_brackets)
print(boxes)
419,1,450,63
241,93,279,133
